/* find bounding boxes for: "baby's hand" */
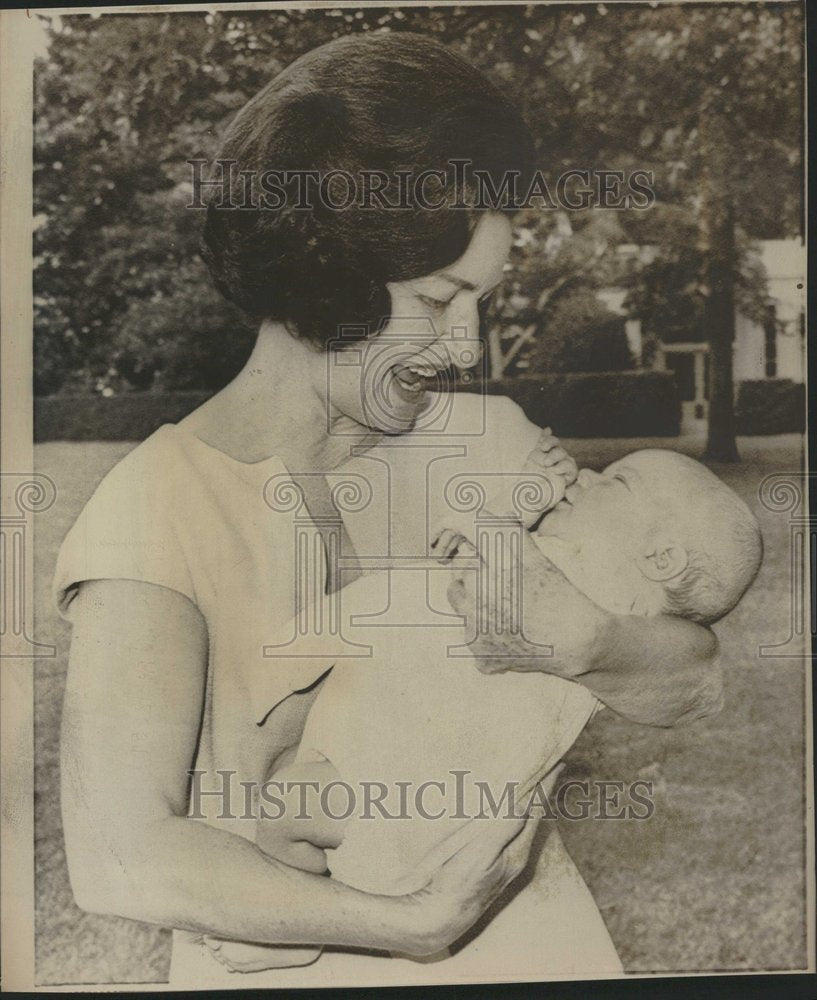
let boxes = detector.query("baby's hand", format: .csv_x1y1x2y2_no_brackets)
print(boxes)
434,428,577,536
521,428,578,512
432,527,475,562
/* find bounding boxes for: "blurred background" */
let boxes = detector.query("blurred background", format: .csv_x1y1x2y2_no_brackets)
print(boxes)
33,3,804,454
31,2,807,985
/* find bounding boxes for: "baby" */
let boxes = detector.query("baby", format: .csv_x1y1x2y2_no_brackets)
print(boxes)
438,429,763,627
208,433,762,975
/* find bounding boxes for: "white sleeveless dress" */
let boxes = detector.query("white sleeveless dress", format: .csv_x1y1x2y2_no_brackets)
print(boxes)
54,392,622,987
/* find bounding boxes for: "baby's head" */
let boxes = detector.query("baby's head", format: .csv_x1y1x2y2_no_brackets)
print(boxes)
535,450,762,625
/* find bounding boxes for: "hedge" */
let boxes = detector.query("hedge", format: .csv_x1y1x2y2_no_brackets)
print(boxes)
35,391,211,443
735,379,806,435
464,371,681,437
39,375,805,442
34,372,681,441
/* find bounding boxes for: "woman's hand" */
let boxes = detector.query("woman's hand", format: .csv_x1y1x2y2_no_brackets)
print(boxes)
437,529,722,727
440,529,606,678
403,816,539,956
206,764,558,966
400,765,563,958
203,811,545,967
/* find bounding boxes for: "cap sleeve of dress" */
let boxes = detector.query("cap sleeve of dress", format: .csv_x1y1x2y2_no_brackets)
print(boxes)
53,429,197,620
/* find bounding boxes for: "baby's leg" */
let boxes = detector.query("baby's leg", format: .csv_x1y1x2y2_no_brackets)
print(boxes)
248,758,350,968
256,758,348,871
269,759,453,964
204,758,345,973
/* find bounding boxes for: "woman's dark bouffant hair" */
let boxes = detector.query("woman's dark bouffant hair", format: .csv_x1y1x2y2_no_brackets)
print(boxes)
201,31,536,349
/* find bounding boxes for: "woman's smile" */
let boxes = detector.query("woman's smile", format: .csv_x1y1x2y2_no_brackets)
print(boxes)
390,356,449,400
389,363,434,406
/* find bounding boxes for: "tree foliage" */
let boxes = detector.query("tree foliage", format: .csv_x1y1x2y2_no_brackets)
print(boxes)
34,5,802,399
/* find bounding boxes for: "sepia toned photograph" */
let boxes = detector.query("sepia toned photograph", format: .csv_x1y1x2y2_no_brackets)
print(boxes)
0,0,811,991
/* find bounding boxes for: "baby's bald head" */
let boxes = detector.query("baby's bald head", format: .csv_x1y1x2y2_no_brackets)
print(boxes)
636,452,763,624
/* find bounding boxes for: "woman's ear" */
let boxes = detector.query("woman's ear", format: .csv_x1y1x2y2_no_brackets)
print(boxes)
638,536,689,582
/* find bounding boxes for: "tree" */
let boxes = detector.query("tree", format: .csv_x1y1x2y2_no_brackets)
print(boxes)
698,107,740,461
485,208,630,378
546,4,802,460
34,3,802,431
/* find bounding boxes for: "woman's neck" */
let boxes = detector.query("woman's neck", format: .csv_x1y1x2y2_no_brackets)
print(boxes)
182,322,381,471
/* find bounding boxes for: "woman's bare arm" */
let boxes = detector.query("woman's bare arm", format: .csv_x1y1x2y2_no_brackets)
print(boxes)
570,608,721,726
61,578,540,956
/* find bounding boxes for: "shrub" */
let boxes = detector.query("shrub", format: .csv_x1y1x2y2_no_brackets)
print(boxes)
465,371,680,437
34,392,210,442
526,291,635,374
35,372,680,442
735,379,806,435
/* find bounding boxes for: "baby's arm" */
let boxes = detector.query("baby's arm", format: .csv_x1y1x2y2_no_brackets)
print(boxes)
483,428,578,527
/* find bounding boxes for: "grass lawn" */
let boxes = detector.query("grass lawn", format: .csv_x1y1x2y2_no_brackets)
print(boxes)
33,434,809,983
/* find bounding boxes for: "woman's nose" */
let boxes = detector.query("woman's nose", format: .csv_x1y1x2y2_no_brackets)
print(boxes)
444,332,483,372
441,299,483,372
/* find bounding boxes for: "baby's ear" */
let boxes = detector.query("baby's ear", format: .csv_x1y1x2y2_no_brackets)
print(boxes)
638,536,689,582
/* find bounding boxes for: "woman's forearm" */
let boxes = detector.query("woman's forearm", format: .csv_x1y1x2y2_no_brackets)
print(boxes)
64,580,539,961
74,813,416,953
575,611,723,727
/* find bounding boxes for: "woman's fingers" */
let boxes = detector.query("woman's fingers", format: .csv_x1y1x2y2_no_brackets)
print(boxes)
403,794,552,956
435,811,542,916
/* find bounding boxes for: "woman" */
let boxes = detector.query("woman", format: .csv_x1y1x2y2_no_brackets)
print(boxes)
56,32,720,987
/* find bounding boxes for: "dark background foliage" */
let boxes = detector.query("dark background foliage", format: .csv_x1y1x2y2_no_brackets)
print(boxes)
34,4,802,397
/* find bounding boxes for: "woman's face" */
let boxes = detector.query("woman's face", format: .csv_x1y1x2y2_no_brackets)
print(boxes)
325,211,513,434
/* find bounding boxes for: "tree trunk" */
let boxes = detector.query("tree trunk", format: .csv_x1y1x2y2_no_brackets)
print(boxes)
703,201,740,462
699,108,740,462
486,325,505,381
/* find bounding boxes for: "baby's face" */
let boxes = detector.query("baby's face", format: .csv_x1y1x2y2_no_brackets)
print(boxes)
534,450,697,614
537,451,660,550
535,450,709,567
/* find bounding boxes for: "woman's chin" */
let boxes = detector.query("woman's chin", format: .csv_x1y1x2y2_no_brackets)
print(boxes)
370,387,433,434
374,402,429,435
